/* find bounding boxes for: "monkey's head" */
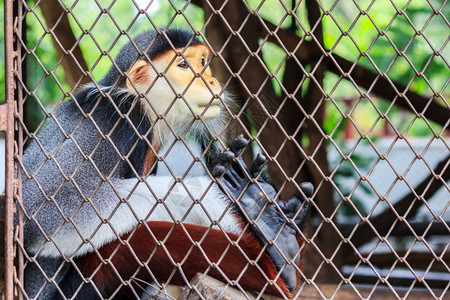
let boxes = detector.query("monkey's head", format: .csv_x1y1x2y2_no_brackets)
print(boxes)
101,29,227,139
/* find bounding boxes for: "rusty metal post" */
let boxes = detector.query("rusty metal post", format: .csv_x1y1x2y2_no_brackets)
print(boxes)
15,2,24,299
4,0,17,298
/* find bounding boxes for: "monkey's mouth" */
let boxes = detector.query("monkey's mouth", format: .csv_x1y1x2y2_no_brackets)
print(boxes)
197,99,221,109
195,100,221,118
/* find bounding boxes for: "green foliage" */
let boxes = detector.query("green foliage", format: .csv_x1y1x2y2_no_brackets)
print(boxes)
61,0,204,80
26,9,68,109
260,41,287,98
251,0,448,140
322,0,448,92
320,0,448,138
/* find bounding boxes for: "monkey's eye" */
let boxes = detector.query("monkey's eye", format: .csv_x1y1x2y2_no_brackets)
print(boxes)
177,60,189,70
201,56,206,67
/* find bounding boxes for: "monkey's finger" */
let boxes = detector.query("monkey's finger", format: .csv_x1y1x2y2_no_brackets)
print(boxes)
227,163,247,185
228,136,251,179
214,165,241,194
283,194,310,227
223,172,240,189
210,151,235,174
229,136,248,157
218,151,235,164
250,154,266,178
277,196,301,220
212,165,226,178
299,182,314,198
294,201,309,225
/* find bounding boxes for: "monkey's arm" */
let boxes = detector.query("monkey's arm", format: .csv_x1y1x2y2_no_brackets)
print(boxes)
23,173,235,259
212,137,311,291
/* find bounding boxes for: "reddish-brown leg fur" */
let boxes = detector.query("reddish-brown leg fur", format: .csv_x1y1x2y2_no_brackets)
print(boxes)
75,221,302,298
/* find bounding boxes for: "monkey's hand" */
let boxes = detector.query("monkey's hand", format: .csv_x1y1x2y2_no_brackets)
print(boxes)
212,137,312,292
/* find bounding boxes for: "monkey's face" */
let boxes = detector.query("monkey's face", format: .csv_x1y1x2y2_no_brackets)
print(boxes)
126,45,222,122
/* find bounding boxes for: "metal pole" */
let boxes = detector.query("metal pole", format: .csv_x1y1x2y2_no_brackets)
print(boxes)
4,0,16,297
16,1,24,298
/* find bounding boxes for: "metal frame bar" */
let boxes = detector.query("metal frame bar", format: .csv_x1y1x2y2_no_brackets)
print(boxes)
4,0,16,298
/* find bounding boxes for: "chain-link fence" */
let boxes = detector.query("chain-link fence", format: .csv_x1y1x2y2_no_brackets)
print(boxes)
1,0,449,299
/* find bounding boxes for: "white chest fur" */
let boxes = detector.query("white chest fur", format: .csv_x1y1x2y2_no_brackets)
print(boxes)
156,139,208,177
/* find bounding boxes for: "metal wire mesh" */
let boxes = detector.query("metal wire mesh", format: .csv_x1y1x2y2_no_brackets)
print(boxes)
2,0,449,299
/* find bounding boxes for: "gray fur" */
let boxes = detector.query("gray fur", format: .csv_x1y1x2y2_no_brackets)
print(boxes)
20,29,220,300
24,257,70,300
21,84,153,300
22,99,126,256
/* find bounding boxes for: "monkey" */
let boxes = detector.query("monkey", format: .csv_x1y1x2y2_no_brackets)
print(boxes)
55,141,312,299
21,29,312,299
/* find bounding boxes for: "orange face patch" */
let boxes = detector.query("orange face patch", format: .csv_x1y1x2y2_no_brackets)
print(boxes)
126,45,220,94
126,44,223,122
160,45,219,92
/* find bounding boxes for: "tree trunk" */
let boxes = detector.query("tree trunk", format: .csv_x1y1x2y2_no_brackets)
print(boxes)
37,0,89,89
200,0,343,283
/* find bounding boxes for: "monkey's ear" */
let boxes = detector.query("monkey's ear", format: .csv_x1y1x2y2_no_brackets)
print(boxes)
126,60,150,91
